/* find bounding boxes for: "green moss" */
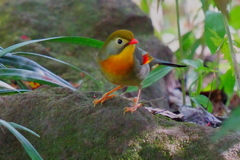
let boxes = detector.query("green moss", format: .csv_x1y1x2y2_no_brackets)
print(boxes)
154,114,180,128
0,87,239,159
139,145,171,160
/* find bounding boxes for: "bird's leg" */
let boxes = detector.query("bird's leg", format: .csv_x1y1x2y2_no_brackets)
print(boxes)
93,86,124,106
124,88,142,113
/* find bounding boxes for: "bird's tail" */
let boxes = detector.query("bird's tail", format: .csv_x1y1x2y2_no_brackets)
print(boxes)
150,58,186,68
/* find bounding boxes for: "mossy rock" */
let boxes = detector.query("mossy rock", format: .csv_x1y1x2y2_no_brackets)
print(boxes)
0,86,239,160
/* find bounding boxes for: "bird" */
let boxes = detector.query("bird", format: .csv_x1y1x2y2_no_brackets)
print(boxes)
93,29,186,113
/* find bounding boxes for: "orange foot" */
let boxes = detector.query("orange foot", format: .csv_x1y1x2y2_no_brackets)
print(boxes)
124,103,143,113
93,94,116,106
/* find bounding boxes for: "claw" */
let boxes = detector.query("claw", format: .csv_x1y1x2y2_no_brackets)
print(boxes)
93,86,124,106
124,103,142,114
93,94,116,106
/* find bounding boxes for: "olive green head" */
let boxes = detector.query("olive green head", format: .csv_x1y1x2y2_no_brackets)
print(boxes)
106,30,134,42
97,30,135,61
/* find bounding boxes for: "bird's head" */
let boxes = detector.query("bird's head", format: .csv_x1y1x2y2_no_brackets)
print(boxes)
98,30,138,60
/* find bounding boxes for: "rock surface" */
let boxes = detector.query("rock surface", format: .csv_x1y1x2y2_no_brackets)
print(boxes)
0,86,239,160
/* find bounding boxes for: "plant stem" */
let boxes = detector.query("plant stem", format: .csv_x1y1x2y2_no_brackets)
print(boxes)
222,15,240,90
175,0,186,105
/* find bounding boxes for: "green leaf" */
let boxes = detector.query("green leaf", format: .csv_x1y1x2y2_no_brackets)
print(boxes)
204,11,226,54
182,59,203,69
213,107,240,140
196,75,203,95
233,34,240,48
0,55,76,90
207,29,234,74
0,36,104,57
200,0,211,12
221,38,234,73
16,80,29,90
0,119,43,160
233,40,240,48
188,39,201,60
140,0,150,14
182,31,195,52
195,66,215,73
208,28,234,74
126,66,173,92
48,36,104,48
191,95,213,113
0,89,30,95
11,52,101,86
9,122,40,137
126,86,137,92
0,80,18,91
229,6,240,29
0,63,28,89
0,68,70,88
189,75,200,97
220,69,235,95
209,28,224,49
202,79,218,91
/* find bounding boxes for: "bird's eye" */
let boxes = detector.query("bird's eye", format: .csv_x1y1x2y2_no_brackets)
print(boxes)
117,39,122,44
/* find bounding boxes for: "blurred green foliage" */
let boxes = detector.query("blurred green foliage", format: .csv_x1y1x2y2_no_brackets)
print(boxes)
137,0,240,139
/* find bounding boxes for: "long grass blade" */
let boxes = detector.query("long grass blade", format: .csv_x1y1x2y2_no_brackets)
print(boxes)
0,68,71,88
0,80,18,91
0,120,43,160
11,52,101,86
0,89,30,95
0,36,104,57
9,122,40,137
0,55,76,90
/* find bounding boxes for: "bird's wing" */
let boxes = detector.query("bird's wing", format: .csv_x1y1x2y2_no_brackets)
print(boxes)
133,47,151,82
134,47,154,65
134,47,186,68
132,47,186,83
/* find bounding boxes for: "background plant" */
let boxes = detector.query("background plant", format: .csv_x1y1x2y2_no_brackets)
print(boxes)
135,0,240,138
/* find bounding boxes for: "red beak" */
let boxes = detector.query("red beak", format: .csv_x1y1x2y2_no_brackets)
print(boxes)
128,38,138,45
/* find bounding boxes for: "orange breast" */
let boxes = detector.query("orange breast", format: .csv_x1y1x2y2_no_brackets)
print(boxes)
99,45,135,76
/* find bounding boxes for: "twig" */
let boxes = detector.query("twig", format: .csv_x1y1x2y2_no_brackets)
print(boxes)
140,96,166,104
222,14,240,90
175,0,186,105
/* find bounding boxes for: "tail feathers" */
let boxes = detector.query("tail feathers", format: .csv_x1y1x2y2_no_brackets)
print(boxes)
151,59,186,68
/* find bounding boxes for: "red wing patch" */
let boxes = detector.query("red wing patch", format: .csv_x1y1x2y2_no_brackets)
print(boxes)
142,53,154,65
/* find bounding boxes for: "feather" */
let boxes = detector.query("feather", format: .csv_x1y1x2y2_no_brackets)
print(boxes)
150,59,186,68
142,53,154,65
